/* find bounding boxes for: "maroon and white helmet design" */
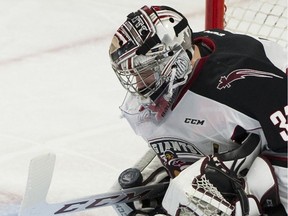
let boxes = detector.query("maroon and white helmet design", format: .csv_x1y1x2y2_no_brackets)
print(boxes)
109,5,193,101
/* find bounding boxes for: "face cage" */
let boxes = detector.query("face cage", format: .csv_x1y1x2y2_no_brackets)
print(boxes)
113,45,190,100
113,57,169,98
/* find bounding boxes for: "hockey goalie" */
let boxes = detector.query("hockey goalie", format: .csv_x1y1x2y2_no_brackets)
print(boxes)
109,5,287,216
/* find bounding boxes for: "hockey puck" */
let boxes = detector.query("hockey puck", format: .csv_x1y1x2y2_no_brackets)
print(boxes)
118,168,143,189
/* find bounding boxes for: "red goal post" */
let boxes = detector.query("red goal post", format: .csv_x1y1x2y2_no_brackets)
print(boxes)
205,0,287,48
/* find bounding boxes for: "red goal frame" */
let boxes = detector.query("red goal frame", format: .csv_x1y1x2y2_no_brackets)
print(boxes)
205,0,225,30
205,0,287,48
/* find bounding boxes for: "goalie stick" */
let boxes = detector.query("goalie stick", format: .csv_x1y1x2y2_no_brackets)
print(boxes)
18,153,169,216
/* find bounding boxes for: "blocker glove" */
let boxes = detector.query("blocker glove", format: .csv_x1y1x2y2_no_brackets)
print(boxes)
112,149,169,216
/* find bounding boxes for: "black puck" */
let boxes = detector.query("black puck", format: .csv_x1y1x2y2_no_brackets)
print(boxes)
118,168,143,189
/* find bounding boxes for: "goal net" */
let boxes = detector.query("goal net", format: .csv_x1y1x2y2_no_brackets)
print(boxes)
205,0,287,48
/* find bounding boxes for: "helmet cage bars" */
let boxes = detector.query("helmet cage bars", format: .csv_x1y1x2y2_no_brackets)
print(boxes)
112,46,185,98
109,5,192,99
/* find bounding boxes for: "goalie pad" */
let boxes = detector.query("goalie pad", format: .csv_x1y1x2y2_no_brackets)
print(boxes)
245,155,280,209
162,155,279,216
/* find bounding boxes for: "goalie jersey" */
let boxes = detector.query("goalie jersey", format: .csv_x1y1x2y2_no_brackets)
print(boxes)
120,29,287,177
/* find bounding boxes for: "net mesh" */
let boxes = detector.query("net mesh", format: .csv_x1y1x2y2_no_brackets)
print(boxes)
224,0,287,48
179,175,235,216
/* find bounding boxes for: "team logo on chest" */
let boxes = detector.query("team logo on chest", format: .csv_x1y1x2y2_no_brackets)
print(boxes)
217,69,283,90
149,138,204,177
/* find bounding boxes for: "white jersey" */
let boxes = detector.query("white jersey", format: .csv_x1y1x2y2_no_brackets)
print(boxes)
121,90,266,176
120,29,287,178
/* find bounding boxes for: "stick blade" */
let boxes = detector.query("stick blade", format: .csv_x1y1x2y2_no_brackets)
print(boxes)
19,153,56,216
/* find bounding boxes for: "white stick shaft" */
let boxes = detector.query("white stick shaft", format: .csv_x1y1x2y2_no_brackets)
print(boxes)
19,153,168,216
19,153,56,216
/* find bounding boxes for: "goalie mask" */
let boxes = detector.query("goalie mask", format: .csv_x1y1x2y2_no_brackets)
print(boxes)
109,5,193,106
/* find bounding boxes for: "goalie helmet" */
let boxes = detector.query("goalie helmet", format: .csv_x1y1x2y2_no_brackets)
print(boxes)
109,5,193,103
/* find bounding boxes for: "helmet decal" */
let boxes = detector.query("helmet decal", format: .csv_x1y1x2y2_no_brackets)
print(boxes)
109,5,194,115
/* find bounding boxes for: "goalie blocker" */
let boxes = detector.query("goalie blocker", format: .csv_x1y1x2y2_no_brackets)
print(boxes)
112,149,170,216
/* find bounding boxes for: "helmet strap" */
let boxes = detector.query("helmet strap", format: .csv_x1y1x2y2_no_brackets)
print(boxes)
174,17,189,37
136,34,161,55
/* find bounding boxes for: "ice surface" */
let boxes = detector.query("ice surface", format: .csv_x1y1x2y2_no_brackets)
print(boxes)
0,0,205,215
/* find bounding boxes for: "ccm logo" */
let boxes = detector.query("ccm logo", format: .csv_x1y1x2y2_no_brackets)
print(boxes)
184,118,205,125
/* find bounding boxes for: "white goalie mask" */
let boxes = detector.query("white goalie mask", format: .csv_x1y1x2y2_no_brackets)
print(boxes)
109,5,193,104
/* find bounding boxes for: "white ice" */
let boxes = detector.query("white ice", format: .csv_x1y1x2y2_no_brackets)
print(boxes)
0,1,205,215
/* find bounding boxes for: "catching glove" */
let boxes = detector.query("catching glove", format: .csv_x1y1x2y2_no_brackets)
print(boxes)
162,154,280,216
